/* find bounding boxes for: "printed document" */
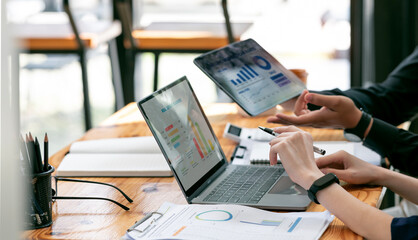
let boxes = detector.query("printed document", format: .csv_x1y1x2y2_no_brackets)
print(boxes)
125,202,334,240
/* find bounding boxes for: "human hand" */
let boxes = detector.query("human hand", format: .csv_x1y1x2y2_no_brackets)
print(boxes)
269,126,324,190
267,90,363,129
316,151,381,185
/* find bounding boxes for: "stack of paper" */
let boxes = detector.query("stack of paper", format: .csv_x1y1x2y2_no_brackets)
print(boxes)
124,202,334,240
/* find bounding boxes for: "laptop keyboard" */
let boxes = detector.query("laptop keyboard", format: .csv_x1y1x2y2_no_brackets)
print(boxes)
203,166,284,204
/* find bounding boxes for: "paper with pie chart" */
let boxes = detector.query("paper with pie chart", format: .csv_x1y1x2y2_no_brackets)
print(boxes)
126,202,334,240
194,38,306,116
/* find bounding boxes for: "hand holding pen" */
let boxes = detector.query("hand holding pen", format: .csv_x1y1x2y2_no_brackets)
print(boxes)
258,126,326,155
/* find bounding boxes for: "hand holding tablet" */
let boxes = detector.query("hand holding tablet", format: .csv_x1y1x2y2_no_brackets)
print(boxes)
194,38,306,116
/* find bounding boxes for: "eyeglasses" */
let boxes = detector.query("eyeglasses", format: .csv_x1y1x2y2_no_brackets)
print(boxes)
53,177,133,210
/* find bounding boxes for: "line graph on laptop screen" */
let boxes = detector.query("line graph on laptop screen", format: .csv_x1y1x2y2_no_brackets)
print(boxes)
141,78,224,191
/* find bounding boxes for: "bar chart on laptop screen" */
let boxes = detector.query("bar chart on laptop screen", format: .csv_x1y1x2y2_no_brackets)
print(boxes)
142,79,223,191
160,113,216,174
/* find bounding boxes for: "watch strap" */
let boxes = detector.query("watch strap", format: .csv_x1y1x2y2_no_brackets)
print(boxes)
307,173,340,204
344,110,372,140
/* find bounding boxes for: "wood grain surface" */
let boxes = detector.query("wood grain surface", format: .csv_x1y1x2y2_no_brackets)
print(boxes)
24,103,382,239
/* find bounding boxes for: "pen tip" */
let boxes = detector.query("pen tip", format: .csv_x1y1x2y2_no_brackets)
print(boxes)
258,126,263,130
44,133,48,142
29,132,34,141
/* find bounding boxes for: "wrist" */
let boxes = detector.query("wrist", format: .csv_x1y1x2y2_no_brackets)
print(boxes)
363,117,373,139
307,173,340,204
372,166,392,186
344,109,372,142
348,108,363,129
302,171,325,190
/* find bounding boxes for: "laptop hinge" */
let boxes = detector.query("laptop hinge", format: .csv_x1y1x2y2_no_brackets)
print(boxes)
187,164,227,202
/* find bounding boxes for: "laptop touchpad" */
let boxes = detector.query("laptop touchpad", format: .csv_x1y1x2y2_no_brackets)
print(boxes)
269,176,307,195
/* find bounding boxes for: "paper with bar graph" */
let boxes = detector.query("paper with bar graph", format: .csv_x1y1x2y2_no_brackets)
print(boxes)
125,202,334,240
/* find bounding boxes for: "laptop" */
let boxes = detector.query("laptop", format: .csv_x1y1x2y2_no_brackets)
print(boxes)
137,76,310,210
194,38,306,116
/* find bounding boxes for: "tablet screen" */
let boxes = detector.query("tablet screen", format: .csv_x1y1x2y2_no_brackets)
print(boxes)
194,38,306,116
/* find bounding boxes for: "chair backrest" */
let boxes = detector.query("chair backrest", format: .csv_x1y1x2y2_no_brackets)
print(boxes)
221,0,234,44
115,0,236,50
115,0,137,50
63,0,85,51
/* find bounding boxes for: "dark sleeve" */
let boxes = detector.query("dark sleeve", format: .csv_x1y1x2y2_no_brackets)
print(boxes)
363,118,418,176
391,216,418,240
311,46,418,125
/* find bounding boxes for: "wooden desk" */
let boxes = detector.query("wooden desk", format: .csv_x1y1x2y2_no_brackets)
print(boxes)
131,22,252,51
24,103,382,239
15,20,122,50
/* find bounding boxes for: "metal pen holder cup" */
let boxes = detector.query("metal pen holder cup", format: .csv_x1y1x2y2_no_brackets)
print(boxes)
27,165,55,229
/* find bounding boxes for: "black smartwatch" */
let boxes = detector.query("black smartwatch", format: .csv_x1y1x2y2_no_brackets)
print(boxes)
343,110,372,142
307,173,340,204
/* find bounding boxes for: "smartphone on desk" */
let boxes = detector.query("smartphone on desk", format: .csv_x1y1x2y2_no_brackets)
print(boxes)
223,123,274,143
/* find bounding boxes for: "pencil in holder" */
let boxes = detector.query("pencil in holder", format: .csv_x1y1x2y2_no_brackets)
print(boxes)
26,165,55,229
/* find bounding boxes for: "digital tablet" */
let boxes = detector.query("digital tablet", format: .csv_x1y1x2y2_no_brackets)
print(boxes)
194,38,306,116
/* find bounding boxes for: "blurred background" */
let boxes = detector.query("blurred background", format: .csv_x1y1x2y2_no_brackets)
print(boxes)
6,0,417,155
1,0,417,236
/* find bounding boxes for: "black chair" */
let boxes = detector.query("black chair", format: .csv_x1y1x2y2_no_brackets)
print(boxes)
14,0,125,130
114,0,253,101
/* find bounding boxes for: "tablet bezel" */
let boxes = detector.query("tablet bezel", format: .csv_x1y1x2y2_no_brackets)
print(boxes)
194,38,306,116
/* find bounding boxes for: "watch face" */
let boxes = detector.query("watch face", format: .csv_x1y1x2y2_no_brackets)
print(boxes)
343,131,362,142
314,173,337,186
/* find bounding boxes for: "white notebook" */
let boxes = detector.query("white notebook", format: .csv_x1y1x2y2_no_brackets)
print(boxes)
57,137,172,177
249,141,272,164
245,140,382,166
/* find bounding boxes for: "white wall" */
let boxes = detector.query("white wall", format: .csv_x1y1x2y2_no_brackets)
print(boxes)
1,0,23,238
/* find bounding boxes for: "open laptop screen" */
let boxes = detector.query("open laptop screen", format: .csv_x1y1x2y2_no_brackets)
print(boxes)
194,38,306,116
138,77,227,196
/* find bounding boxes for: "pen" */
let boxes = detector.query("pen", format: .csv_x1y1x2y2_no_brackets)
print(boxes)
34,137,44,173
43,133,49,172
258,126,326,155
28,133,39,173
230,145,239,163
19,134,32,175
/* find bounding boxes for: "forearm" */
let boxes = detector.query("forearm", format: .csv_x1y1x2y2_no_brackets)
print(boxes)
315,86,417,125
374,167,418,205
313,47,418,125
364,118,418,176
316,183,393,240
